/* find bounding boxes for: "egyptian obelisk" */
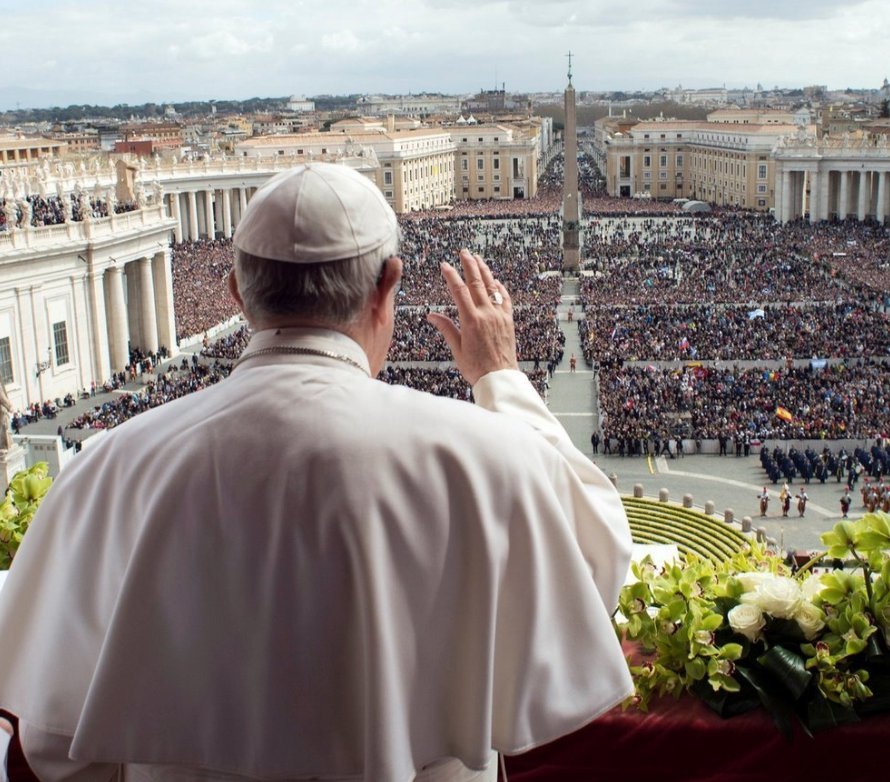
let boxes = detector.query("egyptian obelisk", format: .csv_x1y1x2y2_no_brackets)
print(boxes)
562,52,581,270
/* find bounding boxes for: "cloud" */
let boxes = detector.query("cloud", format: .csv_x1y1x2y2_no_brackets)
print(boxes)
2,0,887,108
188,29,275,60
320,30,363,53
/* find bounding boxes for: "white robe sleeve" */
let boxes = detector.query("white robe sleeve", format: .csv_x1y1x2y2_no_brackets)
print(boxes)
472,368,631,613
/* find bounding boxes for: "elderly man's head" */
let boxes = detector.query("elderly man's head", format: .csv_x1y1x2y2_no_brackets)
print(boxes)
231,163,400,326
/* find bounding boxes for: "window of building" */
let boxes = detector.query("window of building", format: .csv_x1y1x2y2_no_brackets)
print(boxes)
757,184,767,193
461,159,468,171
659,171,667,180
0,337,13,385
494,186,500,193
476,158,484,170
676,155,684,167
643,172,651,180
758,163,767,179
53,321,69,366
384,190,393,199
493,174,500,181
477,174,484,182
660,155,667,167
757,198,766,207
478,186,484,192
493,158,500,170
384,171,393,185
643,155,651,167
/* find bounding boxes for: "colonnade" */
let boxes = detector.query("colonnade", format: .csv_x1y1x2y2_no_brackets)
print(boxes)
165,187,256,243
775,160,890,224
92,249,176,379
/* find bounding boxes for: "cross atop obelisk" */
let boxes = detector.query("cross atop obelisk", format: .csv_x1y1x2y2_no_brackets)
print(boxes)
562,52,581,270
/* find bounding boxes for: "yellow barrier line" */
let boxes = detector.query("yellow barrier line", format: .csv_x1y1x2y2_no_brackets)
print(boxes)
647,454,655,475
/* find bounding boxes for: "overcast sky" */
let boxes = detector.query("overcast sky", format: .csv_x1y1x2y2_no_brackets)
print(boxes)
3,0,888,110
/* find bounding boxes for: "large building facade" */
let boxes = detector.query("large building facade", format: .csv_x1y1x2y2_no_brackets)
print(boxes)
0,204,177,413
597,117,800,209
448,125,537,201
235,128,456,213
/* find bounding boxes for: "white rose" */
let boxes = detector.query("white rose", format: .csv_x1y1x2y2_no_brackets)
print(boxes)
800,574,825,603
728,603,766,642
735,571,772,592
795,602,826,641
741,575,802,619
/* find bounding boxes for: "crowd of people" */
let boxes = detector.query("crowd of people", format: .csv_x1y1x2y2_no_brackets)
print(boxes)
11,148,890,448
171,239,240,341
580,302,889,364
67,360,231,432
0,193,138,230
597,359,890,449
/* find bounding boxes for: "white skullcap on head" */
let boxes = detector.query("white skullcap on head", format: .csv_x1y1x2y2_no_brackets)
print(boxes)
233,163,398,264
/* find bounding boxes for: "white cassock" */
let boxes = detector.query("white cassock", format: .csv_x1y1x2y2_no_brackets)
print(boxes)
0,328,633,781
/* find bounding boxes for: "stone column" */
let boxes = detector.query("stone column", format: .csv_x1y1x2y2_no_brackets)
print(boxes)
838,171,848,219
204,189,215,239
104,265,130,372
170,192,183,243
126,264,142,348
781,169,792,223
807,170,818,223
86,270,111,383
187,191,199,240
877,171,888,225
152,249,178,354
222,188,233,238
138,257,159,353
857,171,869,221
818,168,830,222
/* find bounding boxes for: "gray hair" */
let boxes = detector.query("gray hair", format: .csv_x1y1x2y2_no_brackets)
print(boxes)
233,232,399,325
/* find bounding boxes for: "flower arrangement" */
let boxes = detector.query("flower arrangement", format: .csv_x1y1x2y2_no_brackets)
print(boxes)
616,511,890,737
0,462,53,570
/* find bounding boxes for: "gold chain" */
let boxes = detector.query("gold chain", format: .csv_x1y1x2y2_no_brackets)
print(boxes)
233,346,370,376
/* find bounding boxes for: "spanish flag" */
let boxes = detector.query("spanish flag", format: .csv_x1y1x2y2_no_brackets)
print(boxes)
776,406,793,422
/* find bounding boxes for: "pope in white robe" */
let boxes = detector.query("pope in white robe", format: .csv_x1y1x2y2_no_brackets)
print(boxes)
0,163,633,781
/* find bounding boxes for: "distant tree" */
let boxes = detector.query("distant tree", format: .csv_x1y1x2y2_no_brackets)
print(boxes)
880,99,890,118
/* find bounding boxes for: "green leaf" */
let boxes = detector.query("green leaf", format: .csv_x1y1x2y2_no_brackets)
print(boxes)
757,646,813,701
719,643,744,661
734,664,796,741
685,657,707,681
691,678,758,717
807,691,860,732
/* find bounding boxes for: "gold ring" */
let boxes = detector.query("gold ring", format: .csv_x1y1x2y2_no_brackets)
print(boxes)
489,291,504,305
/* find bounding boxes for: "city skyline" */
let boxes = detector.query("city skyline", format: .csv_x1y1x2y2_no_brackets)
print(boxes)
3,0,889,112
